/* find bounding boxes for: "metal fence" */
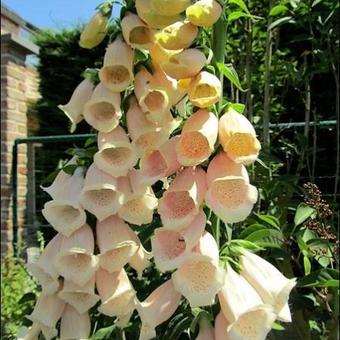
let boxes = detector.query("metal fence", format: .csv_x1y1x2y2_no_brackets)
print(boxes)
11,120,338,254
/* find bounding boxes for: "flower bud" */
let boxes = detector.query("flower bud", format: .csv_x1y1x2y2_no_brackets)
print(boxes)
83,83,122,133
219,108,261,164
161,49,206,80
188,71,221,108
205,152,258,224
58,79,94,132
121,12,154,49
156,20,198,50
177,109,218,166
240,249,296,322
99,36,134,92
186,0,222,27
158,167,207,230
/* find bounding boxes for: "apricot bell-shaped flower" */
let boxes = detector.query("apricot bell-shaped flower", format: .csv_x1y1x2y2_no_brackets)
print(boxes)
54,224,99,286
79,11,109,49
158,166,207,230
150,0,191,16
219,108,261,165
79,163,123,221
137,279,182,340
186,0,222,27
99,36,134,92
188,71,221,108
205,152,258,224
121,12,154,49
176,109,218,166
240,249,297,322
96,215,139,273
156,20,198,50
218,265,276,339
83,83,122,133
94,126,137,177
58,78,94,133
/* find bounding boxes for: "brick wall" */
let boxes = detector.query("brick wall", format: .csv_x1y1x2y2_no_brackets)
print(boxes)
1,36,40,255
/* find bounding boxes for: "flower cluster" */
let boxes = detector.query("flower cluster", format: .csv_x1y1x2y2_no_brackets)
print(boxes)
23,1,296,339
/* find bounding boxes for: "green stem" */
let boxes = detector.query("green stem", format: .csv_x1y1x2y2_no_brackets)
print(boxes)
212,16,227,113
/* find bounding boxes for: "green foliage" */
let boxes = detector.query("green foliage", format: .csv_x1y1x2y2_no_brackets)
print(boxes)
1,257,37,339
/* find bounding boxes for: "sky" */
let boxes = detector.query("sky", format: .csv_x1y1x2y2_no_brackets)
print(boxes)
3,0,121,30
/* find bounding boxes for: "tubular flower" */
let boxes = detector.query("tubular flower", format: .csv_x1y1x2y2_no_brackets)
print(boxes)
129,242,153,279
42,165,87,237
127,99,181,157
96,215,139,273
117,176,158,225
79,11,108,49
152,210,206,272
137,279,182,340
26,234,62,295
150,0,191,16
94,126,138,177
83,83,122,133
60,305,91,340
55,224,99,286
121,12,154,49
27,294,65,340
186,0,222,27
172,255,224,307
218,108,261,165
149,43,182,66
79,163,123,221
240,249,297,322
156,20,198,50
158,166,207,230
176,109,218,166
96,268,136,318
136,0,180,29
205,152,258,224
99,36,134,92
218,265,276,339
58,277,100,314
188,71,221,108
161,49,207,80
17,323,41,340
134,68,170,122
196,317,215,340
58,78,94,133
134,136,181,187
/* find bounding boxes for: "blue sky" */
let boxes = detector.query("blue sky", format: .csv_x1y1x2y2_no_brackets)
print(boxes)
3,0,120,30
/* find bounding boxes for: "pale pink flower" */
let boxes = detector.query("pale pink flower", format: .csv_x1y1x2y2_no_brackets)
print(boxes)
177,109,218,166
60,304,91,340
137,279,181,340
55,224,99,286
121,12,154,49
79,163,123,221
240,249,297,322
205,152,258,224
152,210,206,272
129,243,153,279
58,277,100,314
158,167,207,230
96,268,136,318
99,36,134,92
83,83,122,133
96,215,139,272
94,126,138,177
58,78,94,132
219,108,261,165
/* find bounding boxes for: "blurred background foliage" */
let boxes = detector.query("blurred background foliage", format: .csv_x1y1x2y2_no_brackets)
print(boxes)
1,0,339,339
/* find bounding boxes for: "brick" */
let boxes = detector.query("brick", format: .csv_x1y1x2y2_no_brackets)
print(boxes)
7,88,25,101
5,65,25,81
17,103,27,112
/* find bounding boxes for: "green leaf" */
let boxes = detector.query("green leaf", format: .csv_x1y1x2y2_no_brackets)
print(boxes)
268,16,295,30
228,11,248,22
217,63,245,91
294,203,316,226
245,229,283,243
272,322,285,331
255,213,280,229
269,5,288,16
91,325,115,340
228,0,250,14
303,255,311,275
240,224,267,239
229,103,245,113
297,269,339,288
62,164,78,175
